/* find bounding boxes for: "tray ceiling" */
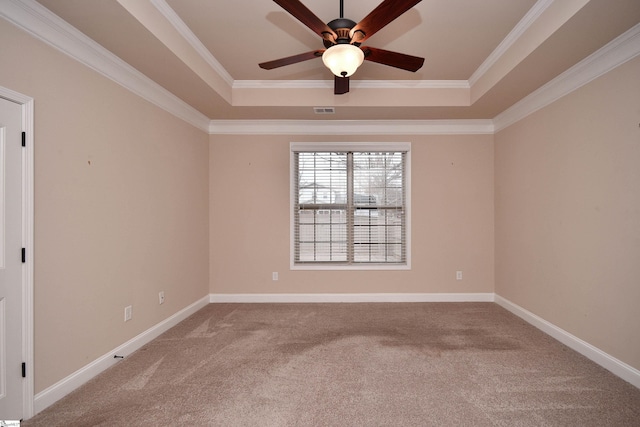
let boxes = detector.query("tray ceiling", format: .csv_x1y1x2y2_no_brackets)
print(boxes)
26,0,640,121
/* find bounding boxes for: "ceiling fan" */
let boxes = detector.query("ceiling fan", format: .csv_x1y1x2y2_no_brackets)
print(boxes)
259,0,425,95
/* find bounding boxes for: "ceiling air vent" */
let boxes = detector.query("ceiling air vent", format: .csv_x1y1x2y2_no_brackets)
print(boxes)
313,107,335,114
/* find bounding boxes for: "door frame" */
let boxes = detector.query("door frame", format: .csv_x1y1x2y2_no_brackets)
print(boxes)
0,86,34,419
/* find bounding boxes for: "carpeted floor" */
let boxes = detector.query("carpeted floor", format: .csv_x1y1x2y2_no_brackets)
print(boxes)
23,303,640,426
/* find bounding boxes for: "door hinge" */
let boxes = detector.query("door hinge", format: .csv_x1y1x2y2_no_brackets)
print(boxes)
21,248,26,263
22,362,26,378
22,131,26,147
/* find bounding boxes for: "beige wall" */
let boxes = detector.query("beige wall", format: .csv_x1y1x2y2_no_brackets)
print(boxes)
209,134,494,295
495,56,640,370
1,21,210,392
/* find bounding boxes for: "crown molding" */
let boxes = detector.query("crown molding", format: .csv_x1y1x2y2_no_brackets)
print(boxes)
150,0,234,87
208,119,494,135
469,0,555,87
494,22,640,132
233,80,469,90
233,80,333,90
1,0,211,132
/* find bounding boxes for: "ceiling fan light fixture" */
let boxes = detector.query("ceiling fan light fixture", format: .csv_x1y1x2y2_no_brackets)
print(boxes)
322,44,364,77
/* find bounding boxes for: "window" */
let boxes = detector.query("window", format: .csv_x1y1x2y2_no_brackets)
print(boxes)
291,143,410,269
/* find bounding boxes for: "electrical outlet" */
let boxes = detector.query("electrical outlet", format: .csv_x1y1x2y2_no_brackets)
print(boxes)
124,305,132,322
456,270,463,281
272,272,278,281
159,291,165,305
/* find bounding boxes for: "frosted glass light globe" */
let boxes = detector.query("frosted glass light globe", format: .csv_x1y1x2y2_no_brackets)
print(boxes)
322,44,365,77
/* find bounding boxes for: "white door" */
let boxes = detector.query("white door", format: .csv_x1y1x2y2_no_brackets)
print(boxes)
0,97,24,420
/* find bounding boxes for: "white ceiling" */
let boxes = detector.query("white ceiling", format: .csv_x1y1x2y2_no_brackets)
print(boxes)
27,0,640,121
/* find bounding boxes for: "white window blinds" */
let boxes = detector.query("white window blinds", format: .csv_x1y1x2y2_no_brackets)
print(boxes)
292,146,409,267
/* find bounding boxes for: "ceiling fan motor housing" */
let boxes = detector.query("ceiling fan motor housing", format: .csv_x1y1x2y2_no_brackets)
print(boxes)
324,18,360,47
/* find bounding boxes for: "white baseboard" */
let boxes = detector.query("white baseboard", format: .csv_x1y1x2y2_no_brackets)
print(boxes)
33,295,210,415
495,294,640,389
209,293,495,303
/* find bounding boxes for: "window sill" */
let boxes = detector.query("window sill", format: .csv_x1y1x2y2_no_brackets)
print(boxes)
291,263,411,271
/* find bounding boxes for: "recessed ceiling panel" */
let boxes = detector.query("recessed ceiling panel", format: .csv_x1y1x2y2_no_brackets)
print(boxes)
167,0,536,81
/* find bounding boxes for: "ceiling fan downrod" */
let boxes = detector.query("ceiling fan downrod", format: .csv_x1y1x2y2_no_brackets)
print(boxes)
325,0,359,47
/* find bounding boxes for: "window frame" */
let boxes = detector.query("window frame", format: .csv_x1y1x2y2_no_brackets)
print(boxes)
290,142,411,271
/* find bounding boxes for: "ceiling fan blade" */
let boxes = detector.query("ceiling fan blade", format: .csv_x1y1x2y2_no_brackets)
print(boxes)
259,50,324,70
335,76,349,95
273,0,337,42
362,46,424,72
350,0,422,44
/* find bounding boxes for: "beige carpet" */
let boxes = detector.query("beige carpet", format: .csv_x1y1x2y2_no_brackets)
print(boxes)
24,303,640,426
